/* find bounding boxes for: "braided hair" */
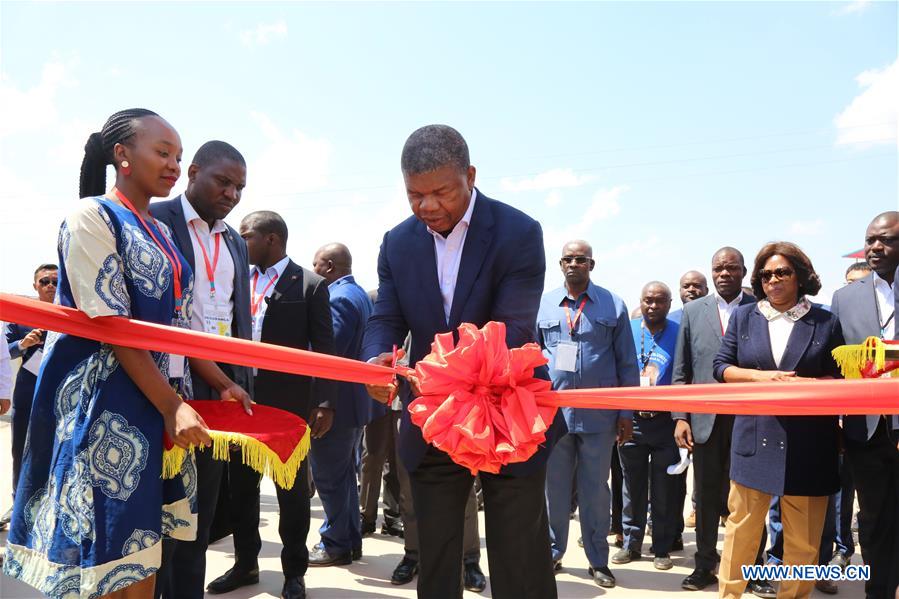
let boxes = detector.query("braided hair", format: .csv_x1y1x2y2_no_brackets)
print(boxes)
79,108,159,198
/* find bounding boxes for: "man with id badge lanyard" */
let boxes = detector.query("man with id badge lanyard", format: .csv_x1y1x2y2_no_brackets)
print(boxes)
150,140,254,599
2,263,58,530
614,282,680,571
538,240,638,589
831,211,899,599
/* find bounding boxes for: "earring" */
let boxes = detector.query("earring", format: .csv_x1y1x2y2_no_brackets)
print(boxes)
121,160,131,176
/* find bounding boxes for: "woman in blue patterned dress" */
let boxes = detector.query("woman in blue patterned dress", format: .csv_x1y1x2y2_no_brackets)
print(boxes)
3,109,227,597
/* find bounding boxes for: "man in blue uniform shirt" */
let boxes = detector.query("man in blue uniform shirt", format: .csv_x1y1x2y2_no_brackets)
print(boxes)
538,240,637,588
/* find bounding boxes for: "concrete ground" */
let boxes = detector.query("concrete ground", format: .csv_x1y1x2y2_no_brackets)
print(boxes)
0,412,866,598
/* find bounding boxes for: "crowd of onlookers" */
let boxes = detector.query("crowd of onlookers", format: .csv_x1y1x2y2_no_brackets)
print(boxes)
1,113,897,599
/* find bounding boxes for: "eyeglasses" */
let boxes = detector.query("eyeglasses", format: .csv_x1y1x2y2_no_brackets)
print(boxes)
38,277,58,287
561,256,590,265
758,267,794,283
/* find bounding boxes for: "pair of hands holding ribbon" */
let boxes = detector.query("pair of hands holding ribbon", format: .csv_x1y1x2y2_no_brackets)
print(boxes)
366,349,419,404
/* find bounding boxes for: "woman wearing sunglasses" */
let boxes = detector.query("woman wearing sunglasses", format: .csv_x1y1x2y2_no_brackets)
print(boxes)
712,241,843,599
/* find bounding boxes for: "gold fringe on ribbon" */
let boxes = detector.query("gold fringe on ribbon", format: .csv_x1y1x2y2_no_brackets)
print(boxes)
161,427,311,490
832,336,887,380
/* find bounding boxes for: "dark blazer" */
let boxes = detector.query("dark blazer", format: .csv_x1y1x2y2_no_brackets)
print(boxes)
327,275,376,429
671,293,757,444
830,272,895,442
5,323,42,405
255,260,337,420
712,303,843,497
150,195,253,398
361,191,562,475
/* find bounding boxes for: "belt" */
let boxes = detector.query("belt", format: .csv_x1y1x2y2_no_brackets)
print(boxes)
636,411,659,419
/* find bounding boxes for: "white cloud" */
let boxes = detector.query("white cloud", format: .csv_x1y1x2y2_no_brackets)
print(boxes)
834,59,898,147
835,0,871,15
239,20,288,47
545,190,562,207
789,218,825,236
0,58,77,138
583,185,626,224
500,168,595,193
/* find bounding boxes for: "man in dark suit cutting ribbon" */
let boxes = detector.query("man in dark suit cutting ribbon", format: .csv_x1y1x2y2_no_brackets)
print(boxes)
362,124,562,599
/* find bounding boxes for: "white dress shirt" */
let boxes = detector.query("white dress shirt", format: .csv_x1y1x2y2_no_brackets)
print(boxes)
180,194,235,335
428,189,477,323
872,272,895,340
715,291,744,335
250,256,291,343
767,315,795,368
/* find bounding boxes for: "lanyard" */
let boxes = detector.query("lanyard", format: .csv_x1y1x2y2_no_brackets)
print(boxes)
190,222,221,297
563,296,588,336
873,291,895,339
114,189,183,313
640,320,665,370
251,270,279,316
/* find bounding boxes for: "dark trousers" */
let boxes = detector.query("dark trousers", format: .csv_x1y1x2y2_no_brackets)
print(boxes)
845,420,899,599
157,450,225,599
410,447,556,599
359,410,402,528
309,426,363,553
229,457,311,578
610,444,624,535
619,414,679,556
693,414,734,570
674,469,688,539
10,372,36,497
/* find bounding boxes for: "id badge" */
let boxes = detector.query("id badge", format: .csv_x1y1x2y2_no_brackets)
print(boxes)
202,303,233,337
640,375,651,388
23,348,43,375
556,341,578,372
169,314,188,379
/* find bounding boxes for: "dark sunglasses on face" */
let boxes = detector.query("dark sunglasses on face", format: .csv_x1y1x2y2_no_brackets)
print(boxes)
758,267,794,283
561,256,590,265
38,277,58,287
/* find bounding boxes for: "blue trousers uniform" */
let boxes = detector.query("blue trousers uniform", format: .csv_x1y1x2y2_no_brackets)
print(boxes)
310,426,364,553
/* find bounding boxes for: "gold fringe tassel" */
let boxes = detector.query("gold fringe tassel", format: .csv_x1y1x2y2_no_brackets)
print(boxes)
162,427,311,490
832,336,887,380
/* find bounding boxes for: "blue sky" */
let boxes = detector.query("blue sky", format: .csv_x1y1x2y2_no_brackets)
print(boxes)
1,1,896,309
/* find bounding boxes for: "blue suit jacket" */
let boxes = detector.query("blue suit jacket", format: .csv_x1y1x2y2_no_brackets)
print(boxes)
713,303,843,496
328,275,376,429
361,190,563,475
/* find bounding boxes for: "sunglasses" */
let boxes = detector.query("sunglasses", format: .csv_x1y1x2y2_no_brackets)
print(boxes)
38,277,58,287
758,267,794,283
561,256,590,265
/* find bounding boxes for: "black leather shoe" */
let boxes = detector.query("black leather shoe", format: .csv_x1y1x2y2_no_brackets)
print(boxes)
381,520,404,538
464,562,487,593
610,548,641,564
747,579,777,598
352,545,362,561
671,535,684,551
360,519,376,537
682,568,718,591
588,566,616,588
308,544,352,567
206,566,260,594
281,576,306,599
391,557,418,585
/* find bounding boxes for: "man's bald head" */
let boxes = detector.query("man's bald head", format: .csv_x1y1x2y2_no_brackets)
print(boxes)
678,270,709,304
640,281,672,327
562,239,593,257
865,211,899,282
313,242,353,283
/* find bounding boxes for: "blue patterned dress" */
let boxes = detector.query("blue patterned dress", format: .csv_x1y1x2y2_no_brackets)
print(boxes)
3,196,198,597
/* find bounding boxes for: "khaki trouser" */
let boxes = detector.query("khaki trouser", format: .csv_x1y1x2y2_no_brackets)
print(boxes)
719,481,827,599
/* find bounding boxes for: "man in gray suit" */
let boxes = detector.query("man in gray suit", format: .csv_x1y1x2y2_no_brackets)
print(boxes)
671,247,774,596
830,211,899,599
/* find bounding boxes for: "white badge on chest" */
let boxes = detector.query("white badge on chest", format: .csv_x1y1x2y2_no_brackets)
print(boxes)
202,303,233,337
556,341,579,372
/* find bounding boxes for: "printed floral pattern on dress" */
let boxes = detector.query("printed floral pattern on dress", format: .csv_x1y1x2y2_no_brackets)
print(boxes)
24,483,58,554
121,529,160,556
42,566,81,598
89,563,158,599
120,221,170,300
53,357,90,443
94,254,131,316
58,451,95,544
160,508,191,536
88,411,149,501
57,221,71,261
758,296,812,322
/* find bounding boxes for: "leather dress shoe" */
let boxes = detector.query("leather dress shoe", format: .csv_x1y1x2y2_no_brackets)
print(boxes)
610,548,640,564
671,535,684,551
681,568,718,591
653,554,674,570
381,520,404,538
588,565,616,588
281,576,306,599
391,557,418,585
747,579,777,598
308,544,352,567
464,562,487,593
815,579,838,595
206,566,260,594
360,519,376,537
